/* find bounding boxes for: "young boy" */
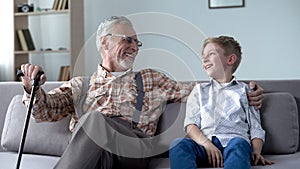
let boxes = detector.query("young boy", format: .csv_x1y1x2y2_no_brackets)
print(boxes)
169,36,273,169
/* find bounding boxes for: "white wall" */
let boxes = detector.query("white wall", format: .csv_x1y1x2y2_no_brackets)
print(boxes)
0,2,14,80
81,0,300,81
1,0,299,81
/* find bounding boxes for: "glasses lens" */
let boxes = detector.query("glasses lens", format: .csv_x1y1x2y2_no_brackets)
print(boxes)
125,37,133,44
125,36,142,47
137,41,142,47
107,34,142,48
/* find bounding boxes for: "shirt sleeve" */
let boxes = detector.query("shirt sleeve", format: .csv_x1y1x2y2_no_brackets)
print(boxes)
151,69,195,103
184,84,202,131
22,79,77,122
245,86,266,142
248,106,266,142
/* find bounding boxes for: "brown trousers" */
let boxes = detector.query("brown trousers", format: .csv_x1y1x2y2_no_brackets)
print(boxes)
54,111,152,169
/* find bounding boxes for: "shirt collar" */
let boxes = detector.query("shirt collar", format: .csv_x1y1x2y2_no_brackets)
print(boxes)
210,76,239,89
97,64,133,79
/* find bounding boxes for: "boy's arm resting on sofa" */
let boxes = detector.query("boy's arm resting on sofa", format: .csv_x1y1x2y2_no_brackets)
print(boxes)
251,138,274,166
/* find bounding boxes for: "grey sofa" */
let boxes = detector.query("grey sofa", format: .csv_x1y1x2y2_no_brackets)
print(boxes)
0,80,300,169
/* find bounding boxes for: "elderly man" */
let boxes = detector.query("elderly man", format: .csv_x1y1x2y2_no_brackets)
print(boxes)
20,16,263,169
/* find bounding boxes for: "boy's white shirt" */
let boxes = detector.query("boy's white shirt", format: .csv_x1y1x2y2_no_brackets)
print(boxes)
184,77,265,147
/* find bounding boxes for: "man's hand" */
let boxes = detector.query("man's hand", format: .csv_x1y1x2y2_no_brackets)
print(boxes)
202,141,223,168
20,63,46,92
247,81,264,109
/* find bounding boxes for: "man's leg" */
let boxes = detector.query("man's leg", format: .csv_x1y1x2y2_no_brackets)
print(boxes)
223,137,252,169
54,111,151,169
108,117,151,169
54,122,113,169
112,154,150,169
169,138,208,169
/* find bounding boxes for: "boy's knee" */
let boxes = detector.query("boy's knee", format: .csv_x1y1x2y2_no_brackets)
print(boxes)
228,137,249,147
225,137,252,155
169,138,196,152
170,138,185,150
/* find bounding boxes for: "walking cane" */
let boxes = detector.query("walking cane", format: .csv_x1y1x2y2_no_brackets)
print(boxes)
15,70,44,169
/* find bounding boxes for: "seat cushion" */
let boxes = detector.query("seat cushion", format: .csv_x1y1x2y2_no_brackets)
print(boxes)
0,152,59,169
148,152,300,169
1,95,71,156
261,92,299,154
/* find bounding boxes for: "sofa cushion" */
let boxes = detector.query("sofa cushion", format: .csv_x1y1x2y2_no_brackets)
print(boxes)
1,95,71,156
153,103,187,157
261,92,299,154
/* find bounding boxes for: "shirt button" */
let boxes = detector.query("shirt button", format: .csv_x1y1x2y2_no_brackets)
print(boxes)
102,72,107,78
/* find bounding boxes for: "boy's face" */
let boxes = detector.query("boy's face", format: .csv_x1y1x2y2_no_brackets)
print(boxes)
202,43,229,81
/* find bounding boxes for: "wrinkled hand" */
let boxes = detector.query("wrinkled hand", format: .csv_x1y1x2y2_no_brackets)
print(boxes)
202,141,223,168
252,153,274,166
20,63,46,92
247,81,264,109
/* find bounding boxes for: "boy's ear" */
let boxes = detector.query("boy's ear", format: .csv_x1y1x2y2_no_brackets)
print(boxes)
227,54,237,65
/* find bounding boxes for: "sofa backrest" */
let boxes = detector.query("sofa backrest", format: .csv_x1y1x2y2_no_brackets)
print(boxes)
1,80,300,154
255,80,300,152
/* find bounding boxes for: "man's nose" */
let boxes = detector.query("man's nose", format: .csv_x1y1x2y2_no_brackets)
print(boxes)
130,42,139,52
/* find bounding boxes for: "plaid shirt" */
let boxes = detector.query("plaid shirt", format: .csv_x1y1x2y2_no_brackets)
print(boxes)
23,65,194,136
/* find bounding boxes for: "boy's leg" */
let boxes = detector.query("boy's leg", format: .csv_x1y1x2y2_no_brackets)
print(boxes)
169,138,208,169
223,137,252,169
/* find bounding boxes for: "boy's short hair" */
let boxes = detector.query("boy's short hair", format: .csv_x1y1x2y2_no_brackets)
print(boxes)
202,36,242,74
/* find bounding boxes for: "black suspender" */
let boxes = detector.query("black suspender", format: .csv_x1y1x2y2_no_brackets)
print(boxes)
132,72,144,128
76,76,90,118
76,73,144,129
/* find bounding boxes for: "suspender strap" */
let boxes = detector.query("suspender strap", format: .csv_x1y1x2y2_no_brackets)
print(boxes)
132,72,144,128
76,74,143,128
76,76,90,118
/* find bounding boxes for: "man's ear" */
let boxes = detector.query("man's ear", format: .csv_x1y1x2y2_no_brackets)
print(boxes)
227,54,237,65
101,36,108,50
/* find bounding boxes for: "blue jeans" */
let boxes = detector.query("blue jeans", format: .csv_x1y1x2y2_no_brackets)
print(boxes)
169,137,252,169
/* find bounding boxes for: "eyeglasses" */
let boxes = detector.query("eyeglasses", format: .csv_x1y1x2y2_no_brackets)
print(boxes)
106,33,142,47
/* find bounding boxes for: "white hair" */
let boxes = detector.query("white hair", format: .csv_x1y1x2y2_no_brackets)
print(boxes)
96,16,133,52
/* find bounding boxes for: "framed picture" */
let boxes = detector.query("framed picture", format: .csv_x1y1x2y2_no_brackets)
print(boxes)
209,0,245,9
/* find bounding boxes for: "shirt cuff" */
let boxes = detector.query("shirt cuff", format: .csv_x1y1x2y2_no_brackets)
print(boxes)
251,129,266,142
23,85,31,94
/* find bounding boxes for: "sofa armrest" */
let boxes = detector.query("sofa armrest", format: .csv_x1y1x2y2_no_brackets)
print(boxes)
0,82,64,152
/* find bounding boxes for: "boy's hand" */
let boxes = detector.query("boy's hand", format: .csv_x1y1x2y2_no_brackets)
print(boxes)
252,152,274,166
203,141,223,168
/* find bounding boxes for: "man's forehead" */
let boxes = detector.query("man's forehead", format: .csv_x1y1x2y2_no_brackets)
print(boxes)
110,23,137,37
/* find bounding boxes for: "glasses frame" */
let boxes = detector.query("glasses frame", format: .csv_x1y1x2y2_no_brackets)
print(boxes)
106,33,142,47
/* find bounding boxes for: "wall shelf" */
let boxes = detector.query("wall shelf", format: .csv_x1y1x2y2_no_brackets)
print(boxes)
14,49,70,55
12,0,84,81
14,10,69,16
